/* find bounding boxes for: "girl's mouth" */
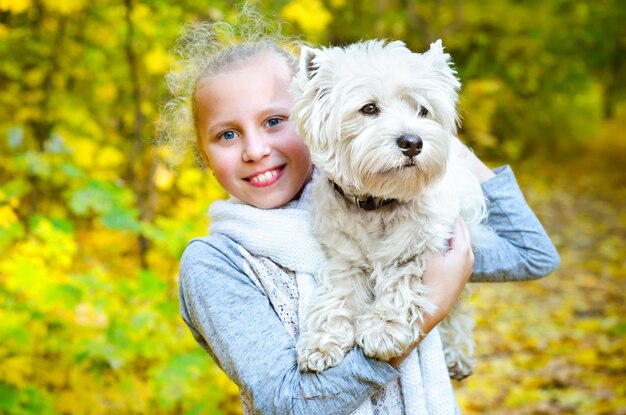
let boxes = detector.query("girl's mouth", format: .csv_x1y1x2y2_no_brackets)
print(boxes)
245,165,285,187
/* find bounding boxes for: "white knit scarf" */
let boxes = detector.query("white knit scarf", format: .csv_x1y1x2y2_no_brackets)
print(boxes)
209,181,460,415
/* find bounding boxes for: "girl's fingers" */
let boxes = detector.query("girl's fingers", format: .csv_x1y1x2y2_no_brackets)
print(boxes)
448,218,475,273
449,217,471,252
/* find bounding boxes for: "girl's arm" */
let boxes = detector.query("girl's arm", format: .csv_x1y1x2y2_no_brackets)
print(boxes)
179,228,473,413
454,138,560,282
179,235,398,415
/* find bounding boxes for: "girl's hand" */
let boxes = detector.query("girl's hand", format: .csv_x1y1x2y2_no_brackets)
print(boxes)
422,217,474,318
388,218,474,368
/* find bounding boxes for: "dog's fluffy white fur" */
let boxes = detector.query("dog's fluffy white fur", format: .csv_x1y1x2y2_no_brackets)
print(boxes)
290,40,494,380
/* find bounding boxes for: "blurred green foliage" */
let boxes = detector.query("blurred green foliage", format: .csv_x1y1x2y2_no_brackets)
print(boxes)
0,0,624,413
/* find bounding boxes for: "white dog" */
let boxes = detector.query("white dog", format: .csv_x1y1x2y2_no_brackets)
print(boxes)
291,39,493,380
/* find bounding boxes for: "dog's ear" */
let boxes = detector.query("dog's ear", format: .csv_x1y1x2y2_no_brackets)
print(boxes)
422,39,462,132
423,39,452,70
299,46,321,80
423,39,460,92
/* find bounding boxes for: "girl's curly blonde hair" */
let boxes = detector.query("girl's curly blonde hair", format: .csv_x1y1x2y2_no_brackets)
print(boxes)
158,6,299,167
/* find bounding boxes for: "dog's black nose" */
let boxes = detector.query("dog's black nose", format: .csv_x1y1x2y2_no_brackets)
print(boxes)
396,134,423,157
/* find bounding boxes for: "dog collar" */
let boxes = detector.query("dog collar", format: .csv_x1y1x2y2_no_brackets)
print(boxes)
330,180,397,211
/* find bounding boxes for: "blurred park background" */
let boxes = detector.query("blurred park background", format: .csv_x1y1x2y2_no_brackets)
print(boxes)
0,0,625,414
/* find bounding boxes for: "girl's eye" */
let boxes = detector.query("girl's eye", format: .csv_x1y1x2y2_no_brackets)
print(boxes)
360,103,380,116
266,117,282,128
219,130,238,141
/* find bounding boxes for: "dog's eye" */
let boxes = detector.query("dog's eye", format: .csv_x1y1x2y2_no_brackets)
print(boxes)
418,106,429,117
360,103,380,116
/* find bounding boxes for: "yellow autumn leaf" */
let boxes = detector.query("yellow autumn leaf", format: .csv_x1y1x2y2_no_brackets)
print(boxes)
572,347,598,367
281,0,332,38
504,386,547,407
95,83,118,103
177,168,203,195
24,68,45,87
329,0,346,7
156,143,187,167
31,219,77,268
114,376,153,413
154,163,175,191
0,205,18,229
574,317,603,332
0,0,31,13
144,47,172,75
96,145,124,170
1,252,46,293
459,79,503,148
56,376,100,415
55,390,87,415
39,367,67,388
68,137,97,169
131,3,150,22
141,99,155,117
0,355,31,386
206,175,228,202
211,366,243,415
42,0,83,14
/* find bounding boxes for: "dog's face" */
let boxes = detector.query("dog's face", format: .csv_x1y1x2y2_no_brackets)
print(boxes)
291,40,460,200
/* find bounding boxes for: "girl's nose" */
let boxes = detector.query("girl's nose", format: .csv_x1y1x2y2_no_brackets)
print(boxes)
242,133,271,162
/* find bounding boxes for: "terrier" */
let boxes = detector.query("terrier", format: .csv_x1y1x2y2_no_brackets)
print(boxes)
291,39,493,380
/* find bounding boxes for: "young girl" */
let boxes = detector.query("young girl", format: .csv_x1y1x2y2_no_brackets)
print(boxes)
161,17,559,415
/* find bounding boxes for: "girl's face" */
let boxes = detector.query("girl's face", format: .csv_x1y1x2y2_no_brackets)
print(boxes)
195,53,312,209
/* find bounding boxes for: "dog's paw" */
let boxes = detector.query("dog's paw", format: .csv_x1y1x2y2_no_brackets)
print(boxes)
296,341,345,372
447,361,473,381
355,315,411,361
444,350,475,381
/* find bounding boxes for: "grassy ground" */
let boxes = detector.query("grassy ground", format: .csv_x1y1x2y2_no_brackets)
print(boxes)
455,130,626,414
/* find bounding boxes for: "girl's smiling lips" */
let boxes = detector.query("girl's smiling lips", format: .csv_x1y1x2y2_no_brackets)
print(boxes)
244,165,286,187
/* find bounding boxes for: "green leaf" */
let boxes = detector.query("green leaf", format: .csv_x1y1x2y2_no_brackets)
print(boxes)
0,383,20,411
101,206,140,232
151,352,222,411
43,283,83,310
6,127,24,149
138,269,167,299
69,179,133,217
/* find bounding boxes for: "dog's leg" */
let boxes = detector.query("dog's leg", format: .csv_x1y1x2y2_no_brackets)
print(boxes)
297,263,369,372
355,264,434,361
438,289,475,380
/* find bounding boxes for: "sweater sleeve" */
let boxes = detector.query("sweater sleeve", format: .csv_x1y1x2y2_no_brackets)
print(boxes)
471,165,560,282
178,236,399,415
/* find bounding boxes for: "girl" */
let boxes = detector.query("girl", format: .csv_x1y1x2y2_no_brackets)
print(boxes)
161,16,559,415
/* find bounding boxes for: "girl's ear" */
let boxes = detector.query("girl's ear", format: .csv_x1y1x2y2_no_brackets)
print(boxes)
299,46,321,80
